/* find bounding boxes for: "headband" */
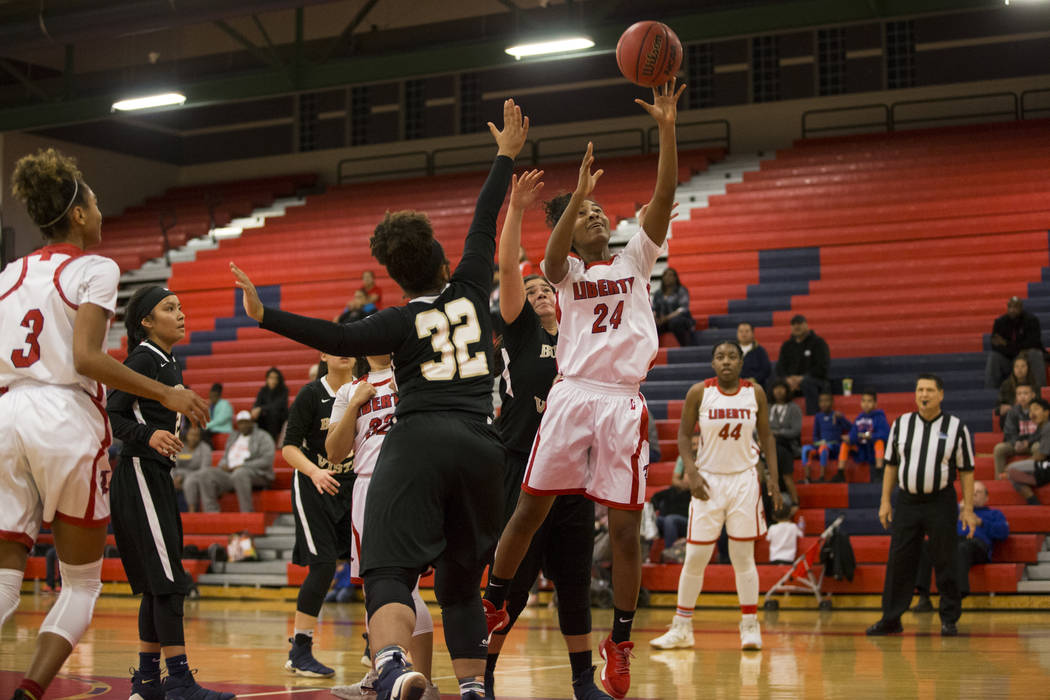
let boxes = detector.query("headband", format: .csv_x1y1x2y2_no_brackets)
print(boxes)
128,286,175,347
42,178,80,228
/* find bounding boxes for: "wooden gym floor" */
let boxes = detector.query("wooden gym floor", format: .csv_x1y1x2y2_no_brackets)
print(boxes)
2,595,1050,699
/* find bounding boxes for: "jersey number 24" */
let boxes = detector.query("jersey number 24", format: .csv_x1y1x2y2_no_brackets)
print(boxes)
416,298,488,381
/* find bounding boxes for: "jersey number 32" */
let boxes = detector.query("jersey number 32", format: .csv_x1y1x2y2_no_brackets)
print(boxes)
416,298,488,381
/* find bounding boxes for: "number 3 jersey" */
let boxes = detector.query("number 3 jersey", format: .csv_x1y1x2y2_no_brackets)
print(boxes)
0,244,119,396
329,368,397,477
543,230,666,387
697,377,761,475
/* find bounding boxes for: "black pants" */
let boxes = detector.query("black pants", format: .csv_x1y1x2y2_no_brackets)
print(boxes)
881,487,962,624
915,536,989,598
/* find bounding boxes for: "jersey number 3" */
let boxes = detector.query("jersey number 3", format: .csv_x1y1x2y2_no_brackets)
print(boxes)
416,298,488,381
11,309,44,368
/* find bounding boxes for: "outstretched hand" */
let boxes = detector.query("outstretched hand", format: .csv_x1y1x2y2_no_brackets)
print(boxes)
509,169,545,210
635,77,686,127
489,98,529,160
575,142,604,199
230,262,264,323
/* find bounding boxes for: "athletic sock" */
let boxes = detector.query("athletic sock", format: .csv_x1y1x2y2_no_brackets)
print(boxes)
374,644,408,673
165,653,189,678
568,650,592,677
741,605,758,616
611,607,634,644
484,575,513,608
459,678,485,697
138,652,161,680
293,629,313,646
18,680,44,700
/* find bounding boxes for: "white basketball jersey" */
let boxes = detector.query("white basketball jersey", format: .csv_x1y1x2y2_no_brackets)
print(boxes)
329,368,397,477
696,378,761,475
0,244,119,398
542,230,666,386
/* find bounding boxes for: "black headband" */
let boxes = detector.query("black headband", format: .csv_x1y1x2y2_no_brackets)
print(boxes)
128,285,174,347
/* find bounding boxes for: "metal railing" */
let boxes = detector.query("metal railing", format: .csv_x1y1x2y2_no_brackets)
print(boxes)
647,118,731,152
1021,88,1050,119
534,128,646,162
336,150,430,184
890,91,1018,130
801,103,890,138
432,140,535,174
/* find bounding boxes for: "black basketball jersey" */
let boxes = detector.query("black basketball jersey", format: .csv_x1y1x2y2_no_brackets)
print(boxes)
282,376,355,479
107,339,184,465
496,300,558,457
260,155,514,419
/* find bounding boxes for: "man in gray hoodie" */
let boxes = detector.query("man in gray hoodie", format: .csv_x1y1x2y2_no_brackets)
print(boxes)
185,410,275,512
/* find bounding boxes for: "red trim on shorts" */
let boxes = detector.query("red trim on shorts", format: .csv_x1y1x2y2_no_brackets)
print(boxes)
0,530,34,549
84,391,112,523
0,257,29,302
521,484,588,498
629,395,649,505
727,534,762,541
52,256,80,310
686,537,719,545
588,494,644,511
350,519,364,586
522,420,546,488
54,511,110,527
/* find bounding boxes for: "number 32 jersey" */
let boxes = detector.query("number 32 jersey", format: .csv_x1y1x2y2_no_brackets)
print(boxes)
329,368,397,477
543,230,666,386
0,244,119,396
696,378,760,475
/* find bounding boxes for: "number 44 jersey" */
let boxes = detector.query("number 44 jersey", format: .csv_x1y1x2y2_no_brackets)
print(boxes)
329,367,397,477
697,377,761,475
0,244,120,397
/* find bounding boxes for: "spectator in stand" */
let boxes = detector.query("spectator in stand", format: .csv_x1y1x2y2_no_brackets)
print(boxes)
997,355,1038,428
766,505,804,565
774,314,831,414
359,270,381,312
912,480,1009,611
650,478,691,550
172,425,212,510
651,267,695,347
993,383,1039,479
183,411,275,512
769,381,803,489
737,322,771,387
986,296,1045,390
335,289,371,324
204,382,233,446
1006,398,1050,505
836,390,891,480
252,367,289,442
802,392,850,482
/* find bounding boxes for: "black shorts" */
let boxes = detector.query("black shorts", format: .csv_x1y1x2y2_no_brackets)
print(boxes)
110,455,193,596
361,412,505,577
504,452,595,594
292,470,354,566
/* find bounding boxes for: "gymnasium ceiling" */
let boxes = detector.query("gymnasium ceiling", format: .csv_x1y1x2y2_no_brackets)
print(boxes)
0,0,1011,131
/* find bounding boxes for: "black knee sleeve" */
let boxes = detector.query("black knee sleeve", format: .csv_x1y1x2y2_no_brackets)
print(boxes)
434,560,488,660
363,567,417,620
152,594,185,647
138,593,158,644
553,581,591,637
298,562,336,617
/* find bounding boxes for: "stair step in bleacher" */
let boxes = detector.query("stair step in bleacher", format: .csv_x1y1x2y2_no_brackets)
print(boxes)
214,560,290,575
196,573,290,586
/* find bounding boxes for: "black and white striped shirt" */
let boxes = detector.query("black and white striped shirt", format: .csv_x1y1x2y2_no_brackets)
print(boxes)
885,412,974,494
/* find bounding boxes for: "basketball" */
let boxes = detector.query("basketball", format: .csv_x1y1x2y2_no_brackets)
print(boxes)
616,21,683,87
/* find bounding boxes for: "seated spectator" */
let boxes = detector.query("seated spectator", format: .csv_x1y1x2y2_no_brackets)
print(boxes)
997,355,1038,428
252,367,289,442
359,269,381,312
336,289,371,324
650,480,691,550
651,267,695,347
766,504,804,565
993,383,1039,478
769,380,803,487
183,411,275,512
172,425,212,510
204,382,233,446
738,322,771,387
986,296,1046,390
774,314,830,414
758,450,800,519
913,481,1010,610
1006,398,1050,505
801,392,850,482
836,390,891,479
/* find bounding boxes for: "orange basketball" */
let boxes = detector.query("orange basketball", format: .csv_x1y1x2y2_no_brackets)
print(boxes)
616,21,683,87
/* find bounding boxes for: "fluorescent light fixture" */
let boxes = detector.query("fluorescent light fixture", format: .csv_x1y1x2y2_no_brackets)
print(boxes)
505,36,594,59
112,92,186,111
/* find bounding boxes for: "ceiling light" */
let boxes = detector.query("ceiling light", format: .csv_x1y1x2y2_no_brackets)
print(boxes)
505,36,594,60
112,92,186,112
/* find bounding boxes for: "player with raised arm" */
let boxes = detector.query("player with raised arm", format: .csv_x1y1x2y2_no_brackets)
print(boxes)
650,340,782,652
230,99,528,700
0,149,207,700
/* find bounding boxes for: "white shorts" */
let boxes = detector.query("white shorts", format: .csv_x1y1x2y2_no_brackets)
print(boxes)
349,475,369,584
687,469,766,544
523,377,650,510
0,383,112,547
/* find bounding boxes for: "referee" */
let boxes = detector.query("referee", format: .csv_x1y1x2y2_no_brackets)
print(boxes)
867,373,979,637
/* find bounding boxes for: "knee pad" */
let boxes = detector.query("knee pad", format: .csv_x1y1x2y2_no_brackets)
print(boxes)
410,584,433,637
40,559,103,646
552,581,591,637
152,593,185,647
0,568,22,627
440,596,487,660
298,562,336,617
363,567,417,620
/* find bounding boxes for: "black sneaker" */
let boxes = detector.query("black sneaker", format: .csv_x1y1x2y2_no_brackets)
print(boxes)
285,636,334,678
572,666,614,700
162,672,235,700
941,621,958,637
130,667,165,700
372,649,426,700
865,618,903,636
911,595,934,613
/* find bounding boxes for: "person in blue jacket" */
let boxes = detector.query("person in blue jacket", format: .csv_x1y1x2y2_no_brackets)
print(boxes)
912,480,1009,611
801,392,851,482
835,390,891,482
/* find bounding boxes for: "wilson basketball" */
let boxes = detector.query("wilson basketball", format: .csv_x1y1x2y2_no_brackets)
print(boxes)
616,21,683,87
